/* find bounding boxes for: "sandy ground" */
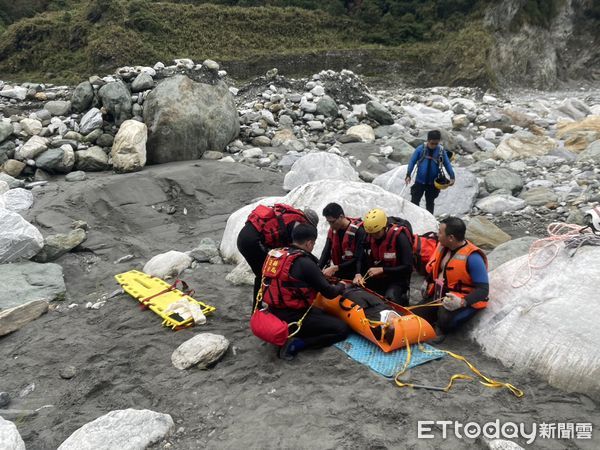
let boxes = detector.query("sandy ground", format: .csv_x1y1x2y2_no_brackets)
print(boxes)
1,161,599,449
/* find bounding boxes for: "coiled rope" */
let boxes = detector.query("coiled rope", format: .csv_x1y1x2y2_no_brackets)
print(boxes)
512,222,600,289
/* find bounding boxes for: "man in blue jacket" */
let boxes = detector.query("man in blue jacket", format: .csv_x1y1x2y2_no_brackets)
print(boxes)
405,130,455,214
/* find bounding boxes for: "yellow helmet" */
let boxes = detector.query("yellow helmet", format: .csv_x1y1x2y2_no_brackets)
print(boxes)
363,208,387,234
434,176,451,190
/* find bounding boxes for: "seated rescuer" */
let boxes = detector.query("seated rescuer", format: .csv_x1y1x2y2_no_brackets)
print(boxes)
416,216,489,339
261,223,351,360
318,202,366,281
237,203,319,302
354,208,413,307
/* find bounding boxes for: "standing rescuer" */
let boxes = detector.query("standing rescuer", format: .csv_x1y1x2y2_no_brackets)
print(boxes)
354,208,413,307
416,216,489,341
405,130,455,215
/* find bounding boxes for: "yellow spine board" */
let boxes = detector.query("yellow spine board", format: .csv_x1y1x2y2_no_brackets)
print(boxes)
115,270,216,330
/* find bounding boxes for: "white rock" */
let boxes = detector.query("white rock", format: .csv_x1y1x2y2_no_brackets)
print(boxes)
306,120,324,131
283,152,360,191
225,260,255,285
142,251,192,279
474,136,496,152
171,333,229,370
20,118,43,136
374,166,479,216
19,135,48,159
0,209,44,263
79,108,104,135
220,181,437,266
346,124,375,143
472,246,600,400
58,409,174,450
0,417,25,450
3,188,34,213
493,132,557,160
111,120,147,173
242,148,263,159
0,86,27,100
486,439,525,450
483,94,498,104
475,194,527,214
401,104,453,130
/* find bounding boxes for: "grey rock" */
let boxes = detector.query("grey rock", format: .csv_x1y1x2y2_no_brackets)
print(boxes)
64,131,83,141
75,147,109,171
144,75,239,163
0,86,27,100
0,262,65,309
519,187,558,206
0,141,16,164
33,228,87,263
35,147,75,174
0,393,9,408
315,95,338,117
0,173,23,189
44,100,71,116
98,81,132,126
131,73,154,93
189,238,220,262
484,168,524,194
0,122,14,143
202,151,223,160
65,171,87,182
83,128,103,144
19,135,48,159
475,194,527,214
71,81,94,112
251,136,271,147
58,409,174,450
59,366,77,379
366,100,394,125
387,139,415,163
96,133,114,148
488,237,538,271
577,139,600,164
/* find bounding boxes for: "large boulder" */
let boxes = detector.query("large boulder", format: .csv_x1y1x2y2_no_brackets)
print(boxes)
475,194,527,214
471,246,600,400
401,104,453,130
345,124,375,143
19,135,48,159
44,100,71,117
58,409,174,450
576,139,600,164
0,417,25,450
373,166,479,216
283,152,360,191
220,180,438,265
79,108,104,135
0,262,65,309
466,216,511,250
487,236,538,271
35,145,75,174
366,101,394,125
33,229,87,263
0,209,44,263
98,81,132,125
144,75,239,164
3,188,34,213
484,168,524,194
75,147,109,171
0,122,14,143
111,120,147,173
143,250,192,279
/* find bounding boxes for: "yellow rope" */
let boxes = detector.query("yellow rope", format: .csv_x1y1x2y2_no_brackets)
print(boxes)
394,313,524,398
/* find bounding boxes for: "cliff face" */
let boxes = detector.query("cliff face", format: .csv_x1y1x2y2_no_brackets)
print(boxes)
485,0,599,89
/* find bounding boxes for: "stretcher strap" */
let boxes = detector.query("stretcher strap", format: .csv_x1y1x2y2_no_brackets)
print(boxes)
139,278,191,310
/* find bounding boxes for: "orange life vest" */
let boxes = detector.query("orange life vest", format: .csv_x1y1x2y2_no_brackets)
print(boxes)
426,241,488,309
261,247,316,310
247,203,308,248
328,218,363,265
367,224,412,268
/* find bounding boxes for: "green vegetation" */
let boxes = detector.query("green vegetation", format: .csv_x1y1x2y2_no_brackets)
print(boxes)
0,0,571,85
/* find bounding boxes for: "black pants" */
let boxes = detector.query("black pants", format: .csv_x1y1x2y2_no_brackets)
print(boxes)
271,307,351,349
411,182,440,214
366,278,409,307
413,303,479,333
236,222,268,303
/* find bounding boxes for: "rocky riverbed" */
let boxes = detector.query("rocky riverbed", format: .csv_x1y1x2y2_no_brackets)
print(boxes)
1,59,599,449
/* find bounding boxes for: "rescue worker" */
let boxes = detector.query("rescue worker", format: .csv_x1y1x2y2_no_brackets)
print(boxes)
261,223,351,360
237,203,319,301
417,216,489,342
353,208,413,307
405,130,455,214
318,202,366,281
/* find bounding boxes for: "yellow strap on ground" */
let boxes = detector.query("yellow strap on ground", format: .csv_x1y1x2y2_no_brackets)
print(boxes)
393,314,524,398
